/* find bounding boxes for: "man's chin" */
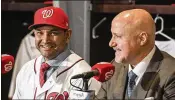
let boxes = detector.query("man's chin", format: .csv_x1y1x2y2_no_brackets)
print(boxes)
41,51,63,60
115,57,123,63
41,53,53,60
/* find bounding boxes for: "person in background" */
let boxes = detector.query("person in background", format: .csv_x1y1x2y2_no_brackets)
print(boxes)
97,9,175,99
13,6,101,99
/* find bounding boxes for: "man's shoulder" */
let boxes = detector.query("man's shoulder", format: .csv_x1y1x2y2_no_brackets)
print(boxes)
161,51,175,60
161,51,175,68
158,51,175,75
68,53,82,60
24,55,42,66
67,53,91,71
20,56,42,73
16,56,41,81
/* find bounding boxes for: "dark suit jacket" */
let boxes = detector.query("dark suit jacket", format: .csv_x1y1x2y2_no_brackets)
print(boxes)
97,47,175,100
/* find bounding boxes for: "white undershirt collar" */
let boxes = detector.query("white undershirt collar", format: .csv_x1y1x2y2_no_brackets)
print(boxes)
129,46,156,85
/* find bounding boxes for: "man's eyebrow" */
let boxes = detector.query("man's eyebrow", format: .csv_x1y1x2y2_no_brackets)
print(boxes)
50,29,59,31
34,29,41,31
34,27,64,32
34,28,59,32
50,28,65,32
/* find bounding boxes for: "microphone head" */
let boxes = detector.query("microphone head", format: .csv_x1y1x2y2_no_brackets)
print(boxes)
1,54,14,74
91,62,115,82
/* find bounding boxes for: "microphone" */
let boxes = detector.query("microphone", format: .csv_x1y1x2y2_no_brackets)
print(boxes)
1,54,15,74
71,70,99,79
71,62,115,82
69,62,115,99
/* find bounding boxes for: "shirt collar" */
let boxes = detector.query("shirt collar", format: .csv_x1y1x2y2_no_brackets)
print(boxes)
41,47,71,69
129,46,156,77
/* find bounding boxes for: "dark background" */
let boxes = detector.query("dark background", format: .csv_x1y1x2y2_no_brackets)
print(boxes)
2,11,34,100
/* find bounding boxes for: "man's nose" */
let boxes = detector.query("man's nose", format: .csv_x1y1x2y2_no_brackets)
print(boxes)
42,33,50,43
109,39,117,47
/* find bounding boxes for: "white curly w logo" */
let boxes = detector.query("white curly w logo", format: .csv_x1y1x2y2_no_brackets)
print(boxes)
4,61,13,72
105,70,114,81
42,9,53,18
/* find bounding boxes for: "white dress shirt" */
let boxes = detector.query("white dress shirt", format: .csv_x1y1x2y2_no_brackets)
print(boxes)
129,46,156,86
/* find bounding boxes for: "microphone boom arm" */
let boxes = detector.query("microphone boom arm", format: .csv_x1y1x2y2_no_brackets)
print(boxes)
71,70,99,79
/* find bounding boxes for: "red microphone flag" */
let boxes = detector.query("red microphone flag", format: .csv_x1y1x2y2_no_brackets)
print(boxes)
1,54,14,74
91,62,115,82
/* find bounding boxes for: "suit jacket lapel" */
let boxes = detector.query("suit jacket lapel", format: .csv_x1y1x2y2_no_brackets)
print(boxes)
130,47,163,99
121,64,129,99
110,61,128,99
122,64,130,100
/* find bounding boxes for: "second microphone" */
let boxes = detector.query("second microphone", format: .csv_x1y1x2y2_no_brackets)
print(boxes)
71,62,115,82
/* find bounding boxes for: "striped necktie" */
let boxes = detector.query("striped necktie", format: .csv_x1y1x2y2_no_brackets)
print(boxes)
127,70,137,97
40,62,50,87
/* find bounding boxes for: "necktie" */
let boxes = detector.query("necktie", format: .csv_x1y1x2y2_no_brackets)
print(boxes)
40,62,50,87
127,70,137,97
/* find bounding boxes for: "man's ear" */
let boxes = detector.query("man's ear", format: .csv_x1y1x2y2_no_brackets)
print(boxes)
139,32,148,46
65,29,72,43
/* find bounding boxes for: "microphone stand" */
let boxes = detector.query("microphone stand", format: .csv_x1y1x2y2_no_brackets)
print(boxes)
82,78,95,99
69,77,95,99
83,78,89,91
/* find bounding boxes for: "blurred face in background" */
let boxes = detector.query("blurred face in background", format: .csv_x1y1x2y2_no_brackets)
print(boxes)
34,25,71,60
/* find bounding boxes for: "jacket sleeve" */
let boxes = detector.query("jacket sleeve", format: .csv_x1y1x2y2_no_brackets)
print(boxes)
163,72,175,99
95,82,107,99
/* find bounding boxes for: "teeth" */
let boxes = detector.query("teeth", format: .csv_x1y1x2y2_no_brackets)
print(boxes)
42,45,52,48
